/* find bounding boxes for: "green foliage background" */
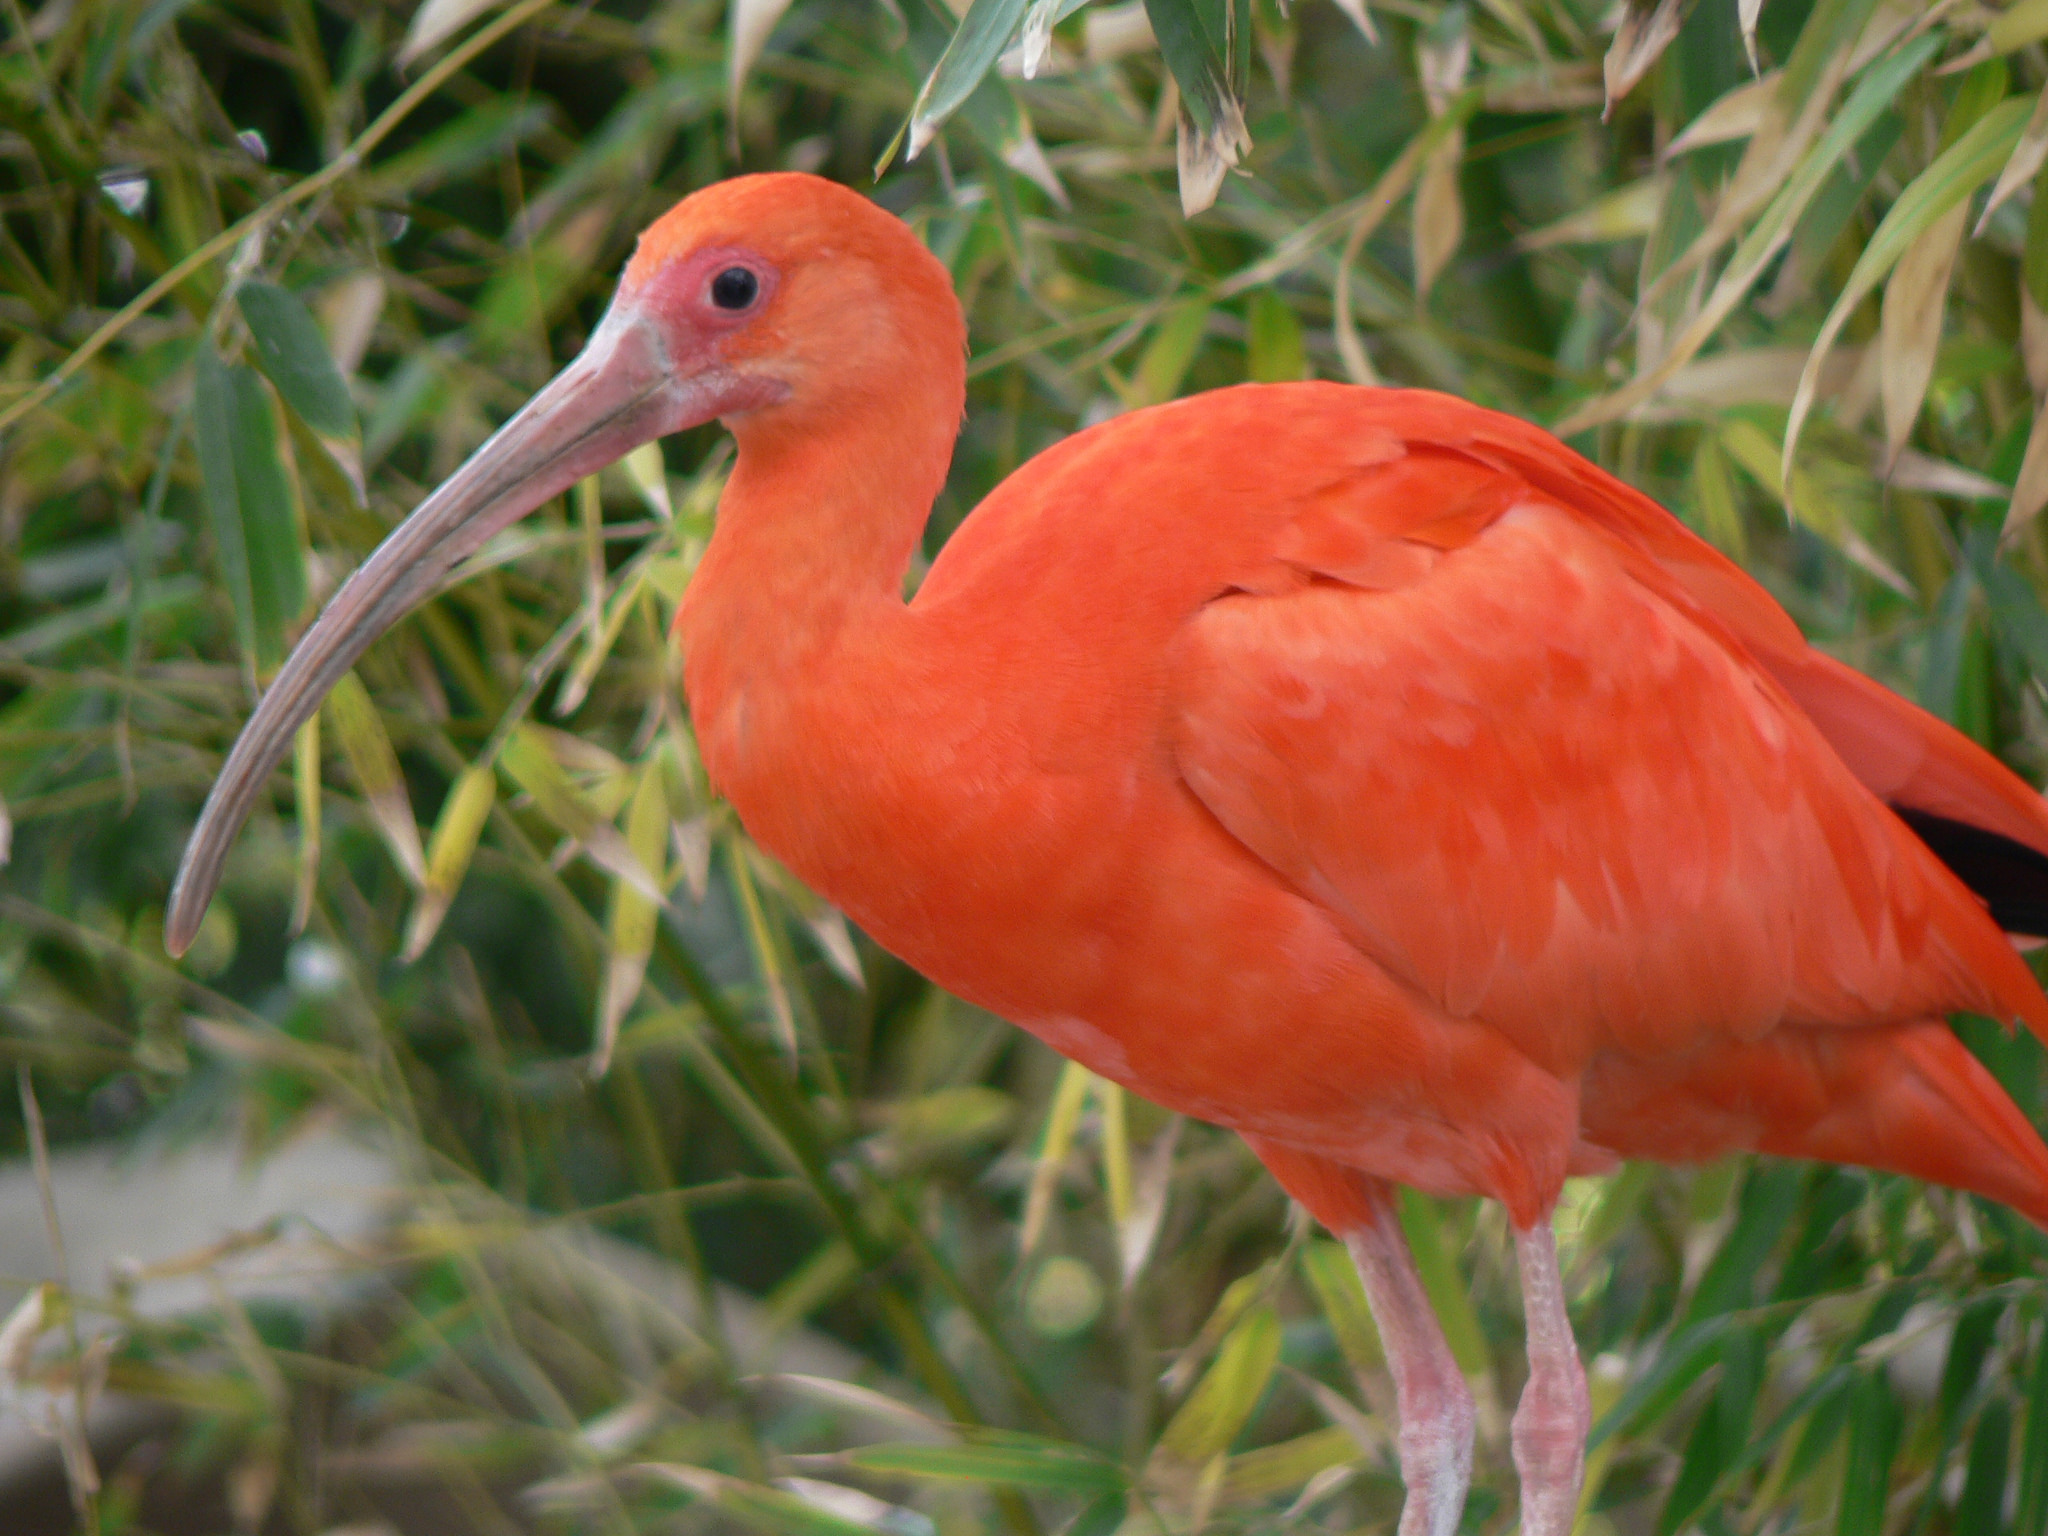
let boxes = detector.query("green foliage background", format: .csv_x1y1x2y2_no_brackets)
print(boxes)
8,0,2048,1532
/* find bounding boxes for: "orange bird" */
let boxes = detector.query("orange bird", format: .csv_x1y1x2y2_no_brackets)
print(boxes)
167,174,2048,1535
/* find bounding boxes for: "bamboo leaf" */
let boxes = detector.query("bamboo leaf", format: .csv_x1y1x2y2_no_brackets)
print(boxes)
1117,1116,1179,1286
290,715,319,935
1879,203,1966,470
1395,1189,1487,1376
1784,95,2032,489
595,762,669,1074
1245,290,1307,381
636,1465,877,1536
1956,1397,2011,1534
1990,0,2048,57
324,672,426,888
1301,1239,1384,1379
1094,1077,1132,1230
2023,1323,2048,1532
1219,1426,1357,1506
403,762,496,961
1127,299,1213,406
1519,175,1664,250
846,1439,1125,1493
1147,0,1252,214
1557,29,1941,436
1739,0,1765,71
499,725,664,901
1158,1304,1282,1464
1603,0,1683,117
399,0,515,64
1836,1371,1902,1536
730,0,799,118
195,351,310,672
1666,73,1779,157
1411,129,1464,300
239,279,363,504
2007,394,2048,540
907,0,1032,160
1021,1059,1092,1255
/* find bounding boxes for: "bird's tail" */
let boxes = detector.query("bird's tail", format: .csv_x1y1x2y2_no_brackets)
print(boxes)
1582,1022,2048,1229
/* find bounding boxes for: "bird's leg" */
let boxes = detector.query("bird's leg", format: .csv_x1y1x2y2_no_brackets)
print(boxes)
1509,1215,1589,1536
1344,1197,1475,1536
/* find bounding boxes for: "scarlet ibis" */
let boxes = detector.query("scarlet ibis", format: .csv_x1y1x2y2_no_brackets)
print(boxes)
168,173,2048,1535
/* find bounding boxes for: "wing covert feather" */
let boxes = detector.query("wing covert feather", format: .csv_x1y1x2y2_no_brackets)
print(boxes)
1168,493,2036,1075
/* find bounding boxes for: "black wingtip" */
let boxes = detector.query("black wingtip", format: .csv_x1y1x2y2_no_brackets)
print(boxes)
1891,806,2048,938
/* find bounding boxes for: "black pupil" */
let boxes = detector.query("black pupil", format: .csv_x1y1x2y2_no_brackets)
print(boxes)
711,267,757,309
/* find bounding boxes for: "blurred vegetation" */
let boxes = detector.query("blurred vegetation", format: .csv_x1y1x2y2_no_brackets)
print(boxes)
8,0,2048,1532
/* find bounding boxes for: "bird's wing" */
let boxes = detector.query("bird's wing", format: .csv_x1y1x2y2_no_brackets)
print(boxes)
1417,394,2048,863
1167,445,2045,1075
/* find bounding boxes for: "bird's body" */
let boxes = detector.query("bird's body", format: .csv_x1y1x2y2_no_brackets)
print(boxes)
682,372,2048,1230
170,173,2048,1535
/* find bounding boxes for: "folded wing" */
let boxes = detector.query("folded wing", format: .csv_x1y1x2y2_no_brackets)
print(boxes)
1166,438,2048,1077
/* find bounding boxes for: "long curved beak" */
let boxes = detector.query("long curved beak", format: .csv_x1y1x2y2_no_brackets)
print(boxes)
165,301,739,957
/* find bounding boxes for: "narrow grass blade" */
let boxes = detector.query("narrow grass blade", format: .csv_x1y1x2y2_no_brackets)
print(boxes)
1021,1059,1092,1256
847,1440,1125,1493
403,762,496,961
1879,202,1966,470
1394,1190,1488,1376
595,763,669,1075
1157,1303,1282,1463
1300,1239,1384,1379
290,715,319,935
324,672,426,888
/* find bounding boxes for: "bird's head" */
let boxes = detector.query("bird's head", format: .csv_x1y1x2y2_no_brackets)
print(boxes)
163,172,964,956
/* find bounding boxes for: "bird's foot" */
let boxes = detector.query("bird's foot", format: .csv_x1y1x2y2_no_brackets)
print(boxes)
1511,1218,1589,1536
1392,1378,1476,1536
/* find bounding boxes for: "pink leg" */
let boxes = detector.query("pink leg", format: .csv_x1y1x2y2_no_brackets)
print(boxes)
1344,1192,1475,1536
1511,1217,1589,1536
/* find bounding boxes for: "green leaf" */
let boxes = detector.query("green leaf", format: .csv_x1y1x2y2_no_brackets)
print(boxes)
1936,1298,2002,1438
1657,1326,1761,1535
194,350,310,672
907,0,1031,159
1784,95,2033,485
1300,1239,1383,1380
1557,29,1942,436
239,279,364,503
846,1439,1126,1494
1144,0,1247,140
1245,291,1307,382
1836,1370,1902,1536
1682,1163,1802,1325
1956,1397,2011,1534
1965,532,2048,682
1159,1304,1282,1463
1590,1317,1734,1450
2017,1323,2048,1533
238,282,356,442
403,761,496,960
324,671,426,889
2026,160,2048,313
1128,300,1213,407
1395,1189,1487,1376
638,1465,878,1536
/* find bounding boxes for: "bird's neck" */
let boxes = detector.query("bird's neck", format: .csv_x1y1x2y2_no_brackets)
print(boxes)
679,396,951,656
672,389,960,824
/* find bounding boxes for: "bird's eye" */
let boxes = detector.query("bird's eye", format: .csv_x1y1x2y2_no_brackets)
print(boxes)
710,267,759,310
